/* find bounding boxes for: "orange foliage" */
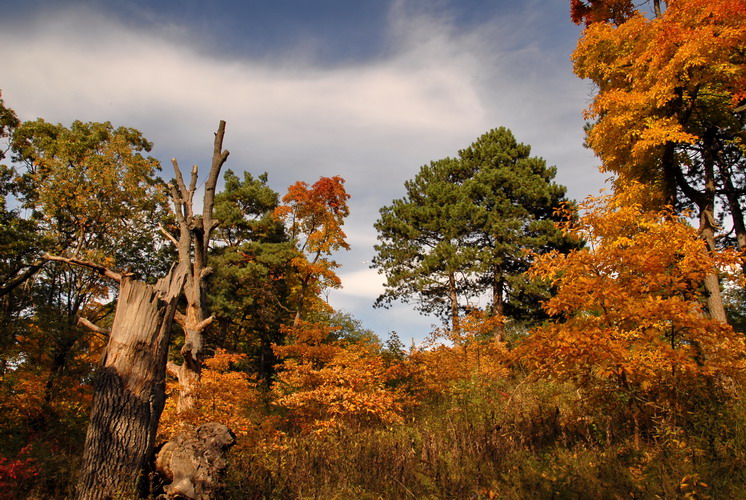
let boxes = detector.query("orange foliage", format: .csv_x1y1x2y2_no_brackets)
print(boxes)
573,0,746,186
274,176,350,256
272,321,405,433
159,349,262,443
414,309,510,394
273,176,351,321
518,186,746,406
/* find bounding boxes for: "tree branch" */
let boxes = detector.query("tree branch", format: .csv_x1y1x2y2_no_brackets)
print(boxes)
42,254,123,282
166,361,180,379
0,259,46,297
202,120,230,251
174,310,187,328
159,224,179,247
77,316,110,335
195,316,215,333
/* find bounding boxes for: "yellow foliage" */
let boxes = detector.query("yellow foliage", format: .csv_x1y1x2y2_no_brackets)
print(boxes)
272,322,405,433
413,309,510,394
573,0,746,191
518,186,746,407
159,349,262,443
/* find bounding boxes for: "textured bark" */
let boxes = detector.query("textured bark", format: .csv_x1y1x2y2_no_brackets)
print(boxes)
491,272,505,340
76,268,186,500
168,121,229,413
154,422,235,499
698,132,728,323
448,271,460,334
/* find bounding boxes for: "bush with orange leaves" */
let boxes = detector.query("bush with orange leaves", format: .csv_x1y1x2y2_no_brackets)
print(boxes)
159,349,269,446
272,321,405,433
517,186,746,438
413,309,510,396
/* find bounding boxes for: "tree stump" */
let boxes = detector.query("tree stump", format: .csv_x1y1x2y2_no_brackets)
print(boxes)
155,422,235,499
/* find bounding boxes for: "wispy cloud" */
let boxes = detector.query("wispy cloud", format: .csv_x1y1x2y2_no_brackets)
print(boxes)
0,1,607,339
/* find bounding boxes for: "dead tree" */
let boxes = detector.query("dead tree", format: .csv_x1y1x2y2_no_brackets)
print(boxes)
163,120,229,413
42,256,188,500
40,121,230,500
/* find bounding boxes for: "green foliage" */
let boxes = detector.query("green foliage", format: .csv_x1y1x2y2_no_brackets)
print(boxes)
208,169,296,380
373,127,577,327
11,118,170,277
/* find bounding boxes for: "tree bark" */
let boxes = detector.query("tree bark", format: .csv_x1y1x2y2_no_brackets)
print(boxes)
448,271,460,334
491,271,505,341
167,121,229,413
76,267,186,500
699,134,728,323
154,422,235,499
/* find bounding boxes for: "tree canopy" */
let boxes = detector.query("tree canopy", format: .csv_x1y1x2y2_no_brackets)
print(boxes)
373,127,576,332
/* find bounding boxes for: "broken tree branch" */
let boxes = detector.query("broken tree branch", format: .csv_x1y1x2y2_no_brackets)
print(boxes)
78,316,110,335
43,254,124,282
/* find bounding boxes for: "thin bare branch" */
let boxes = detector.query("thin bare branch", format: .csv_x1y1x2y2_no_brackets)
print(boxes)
199,267,213,280
172,158,188,202
78,316,110,335
43,253,123,282
0,259,46,297
159,224,179,247
174,310,187,328
189,165,199,199
195,316,215,333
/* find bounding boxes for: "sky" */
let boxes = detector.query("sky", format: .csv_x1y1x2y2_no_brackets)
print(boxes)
0,0,610,343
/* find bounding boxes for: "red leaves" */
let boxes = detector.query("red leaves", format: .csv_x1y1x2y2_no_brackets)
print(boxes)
570,0,636,26
274,176,351,321
275,176,350,255
0,446,38,499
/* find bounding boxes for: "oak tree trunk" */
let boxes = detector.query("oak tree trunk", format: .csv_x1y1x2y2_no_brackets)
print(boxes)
76,268,185,500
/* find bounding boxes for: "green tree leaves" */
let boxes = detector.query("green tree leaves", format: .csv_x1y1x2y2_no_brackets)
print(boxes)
373,127,577,330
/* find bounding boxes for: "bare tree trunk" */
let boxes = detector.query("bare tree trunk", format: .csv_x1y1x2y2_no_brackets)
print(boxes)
448,271,460,334
76,268,186,500
166,121,229,413
491,271,505,341
698,131,728,322
700,152,728,323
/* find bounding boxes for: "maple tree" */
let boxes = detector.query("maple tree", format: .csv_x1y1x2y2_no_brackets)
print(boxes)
415,309,509,394
273,176,350,326
571,0,746,320
518,186,746,439
272,320,404,433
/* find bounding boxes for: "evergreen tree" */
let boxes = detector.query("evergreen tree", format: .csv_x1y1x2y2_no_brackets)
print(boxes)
208,169,295,382
373,157,477,332
460,127,578,324
373,127,577,333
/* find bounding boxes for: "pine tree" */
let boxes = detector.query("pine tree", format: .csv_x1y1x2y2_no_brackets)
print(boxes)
373,127,577,334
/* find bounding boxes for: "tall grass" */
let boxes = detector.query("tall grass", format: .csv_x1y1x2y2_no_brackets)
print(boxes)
225,375,746,499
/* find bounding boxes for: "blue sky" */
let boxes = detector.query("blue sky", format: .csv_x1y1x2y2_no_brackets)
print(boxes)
0,0,609,343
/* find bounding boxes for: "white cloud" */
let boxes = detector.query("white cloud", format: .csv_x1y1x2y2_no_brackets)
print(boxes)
0,2,608,340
